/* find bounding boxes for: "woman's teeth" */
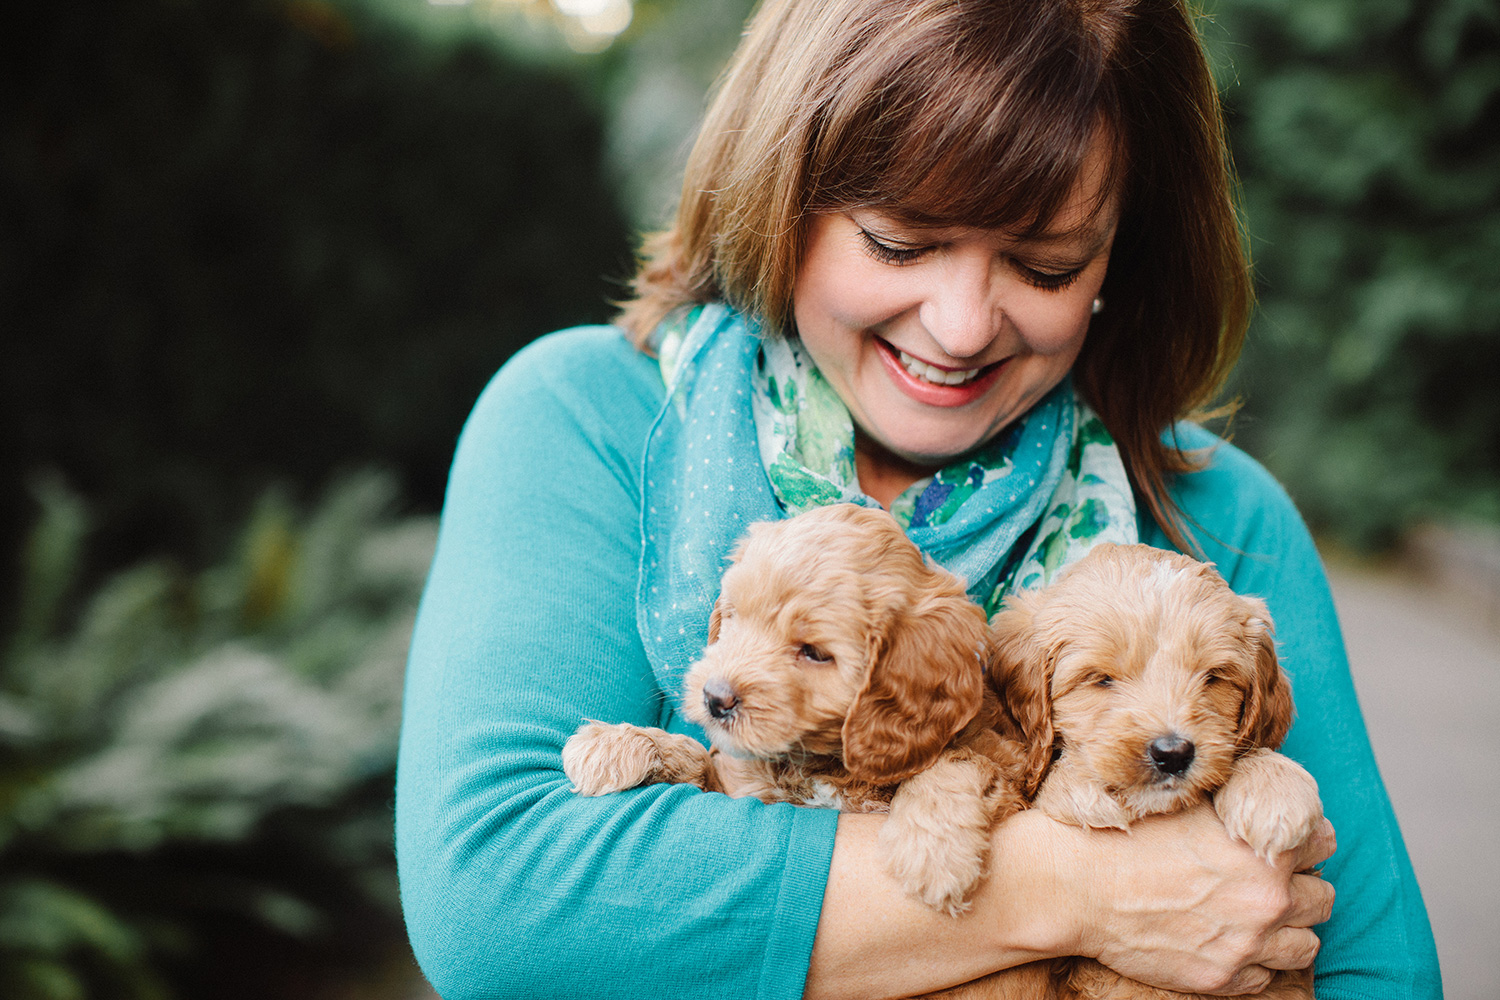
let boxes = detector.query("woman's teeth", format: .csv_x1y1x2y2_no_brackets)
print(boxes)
897,350,984,386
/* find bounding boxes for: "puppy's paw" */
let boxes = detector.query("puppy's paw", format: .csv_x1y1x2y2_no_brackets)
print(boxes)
562,721,670,796
1034,761,1132,831
1216,748,1323,862
880,821,986,917
562,721,716,796
878,758,998,917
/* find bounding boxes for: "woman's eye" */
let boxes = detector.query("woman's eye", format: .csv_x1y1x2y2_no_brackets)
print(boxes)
859,229,929,266
1019,264,1085,292
798,643,833,664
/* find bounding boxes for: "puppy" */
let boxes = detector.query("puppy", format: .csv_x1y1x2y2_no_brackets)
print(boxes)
563,503,1026,917
988,542,1323,1000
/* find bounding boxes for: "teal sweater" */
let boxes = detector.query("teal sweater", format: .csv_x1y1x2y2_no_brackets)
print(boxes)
396,326,1441,999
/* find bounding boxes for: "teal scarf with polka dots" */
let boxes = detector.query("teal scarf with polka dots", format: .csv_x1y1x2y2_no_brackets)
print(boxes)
637,303,1136,687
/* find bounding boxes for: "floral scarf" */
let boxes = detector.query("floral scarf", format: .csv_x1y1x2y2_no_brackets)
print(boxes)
638,302,1136,686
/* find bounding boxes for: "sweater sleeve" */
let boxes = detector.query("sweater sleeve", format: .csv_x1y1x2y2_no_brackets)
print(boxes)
1140,425,1442,1000
395,327,837,1000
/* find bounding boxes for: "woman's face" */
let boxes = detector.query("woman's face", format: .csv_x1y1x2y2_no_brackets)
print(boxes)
792,145,1119,484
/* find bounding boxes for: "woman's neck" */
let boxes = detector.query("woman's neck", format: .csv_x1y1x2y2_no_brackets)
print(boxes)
853,430,937,510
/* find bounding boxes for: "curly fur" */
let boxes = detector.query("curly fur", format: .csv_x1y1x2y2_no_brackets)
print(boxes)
979,543,1322,1000
562,503,1027,918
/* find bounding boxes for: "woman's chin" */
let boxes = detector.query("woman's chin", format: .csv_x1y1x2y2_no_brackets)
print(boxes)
855,424,992,475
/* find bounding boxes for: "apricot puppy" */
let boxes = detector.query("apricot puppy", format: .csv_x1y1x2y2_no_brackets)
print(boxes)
990,543,1323,1000
563,503,1025,916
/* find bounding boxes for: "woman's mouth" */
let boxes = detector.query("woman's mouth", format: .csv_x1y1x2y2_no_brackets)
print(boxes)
895,349,987,386
875,338,1005,406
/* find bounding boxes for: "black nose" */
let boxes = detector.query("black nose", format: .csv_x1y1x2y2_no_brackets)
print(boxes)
1147,735,1195,776
703,678,740,720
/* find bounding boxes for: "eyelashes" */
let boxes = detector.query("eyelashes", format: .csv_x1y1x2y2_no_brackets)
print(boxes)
1020,265,1086,292
857,228,1087,292
858,229,925,266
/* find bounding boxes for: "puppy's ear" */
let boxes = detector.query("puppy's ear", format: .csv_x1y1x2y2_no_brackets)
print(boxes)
1235,598,1294,751
989,592,1057,799
841,593,985,785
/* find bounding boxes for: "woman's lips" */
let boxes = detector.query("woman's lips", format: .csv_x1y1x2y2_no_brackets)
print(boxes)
874,338,1005,407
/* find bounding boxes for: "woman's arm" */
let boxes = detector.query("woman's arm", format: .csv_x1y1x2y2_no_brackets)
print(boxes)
396,329,835,1000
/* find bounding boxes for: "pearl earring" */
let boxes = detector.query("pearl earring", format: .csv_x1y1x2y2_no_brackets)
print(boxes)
1091,297,1104,315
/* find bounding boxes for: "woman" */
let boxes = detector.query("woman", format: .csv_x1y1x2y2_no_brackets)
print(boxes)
396,1,1440,997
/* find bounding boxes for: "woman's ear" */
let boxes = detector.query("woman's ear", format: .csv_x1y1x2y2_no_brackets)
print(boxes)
1235,598,1294,751
989,593,1057,799
841,592,986,785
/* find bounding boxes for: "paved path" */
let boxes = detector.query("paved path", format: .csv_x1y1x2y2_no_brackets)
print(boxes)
1327,560,1500,1000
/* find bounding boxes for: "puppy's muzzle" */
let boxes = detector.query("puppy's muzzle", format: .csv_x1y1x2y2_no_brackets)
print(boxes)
703,677,740,720
1147,734,1195,776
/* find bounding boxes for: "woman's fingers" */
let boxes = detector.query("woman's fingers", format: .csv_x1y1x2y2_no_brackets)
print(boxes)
1258,922,1323,972
1246,832,1333,976
1239,871,1332,977
1285,869,1337,928
1205,964,1274,996
1194,921,1321,994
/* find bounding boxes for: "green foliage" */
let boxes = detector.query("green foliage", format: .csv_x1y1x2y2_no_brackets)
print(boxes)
597,0,761,225
0,472,432,998
1207,0,1500,547
0,0,633,591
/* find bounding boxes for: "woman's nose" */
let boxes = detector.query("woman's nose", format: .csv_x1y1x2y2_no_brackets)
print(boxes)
917,258,1004,360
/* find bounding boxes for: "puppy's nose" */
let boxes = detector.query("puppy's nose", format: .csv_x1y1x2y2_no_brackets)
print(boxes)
703,678,740,720
1147,735,1195,776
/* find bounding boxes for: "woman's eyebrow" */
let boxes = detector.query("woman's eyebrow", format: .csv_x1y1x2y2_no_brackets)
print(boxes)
1019,221,1116,258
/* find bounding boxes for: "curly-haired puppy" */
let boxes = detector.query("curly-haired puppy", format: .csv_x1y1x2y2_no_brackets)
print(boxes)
987,542,1323,1000
563,503,1026,917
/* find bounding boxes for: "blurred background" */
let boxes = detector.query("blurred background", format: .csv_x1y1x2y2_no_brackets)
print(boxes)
1,0,1494,996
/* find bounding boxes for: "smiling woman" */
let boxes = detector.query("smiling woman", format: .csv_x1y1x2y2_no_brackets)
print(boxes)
790,137,1118,504
795,205,1111,505
395,2,1440,998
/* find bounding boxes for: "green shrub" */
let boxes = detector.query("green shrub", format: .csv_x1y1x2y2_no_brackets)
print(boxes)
0,472,431,998
0,0,632,594
1209,0,1500,547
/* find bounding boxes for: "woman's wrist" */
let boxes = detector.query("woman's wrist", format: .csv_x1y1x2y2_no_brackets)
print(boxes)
805,809,1092,1000
981,808,1094,961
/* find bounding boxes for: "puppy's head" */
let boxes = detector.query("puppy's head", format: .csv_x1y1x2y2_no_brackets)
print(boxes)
990,543,1292,816
683,504,988,785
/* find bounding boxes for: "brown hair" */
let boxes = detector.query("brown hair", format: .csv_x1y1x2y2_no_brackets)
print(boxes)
616,0,1251,553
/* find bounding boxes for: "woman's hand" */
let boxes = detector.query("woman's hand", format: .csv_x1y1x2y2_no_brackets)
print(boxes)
1059,802,1337,994
805,803,1333,1000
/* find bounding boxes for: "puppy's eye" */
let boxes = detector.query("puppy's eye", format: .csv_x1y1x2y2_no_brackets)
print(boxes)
1093,675,1113,688
1204,671,1223,686
798,643,833,664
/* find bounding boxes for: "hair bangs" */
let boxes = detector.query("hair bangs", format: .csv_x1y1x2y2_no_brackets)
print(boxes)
806,2,1123,235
